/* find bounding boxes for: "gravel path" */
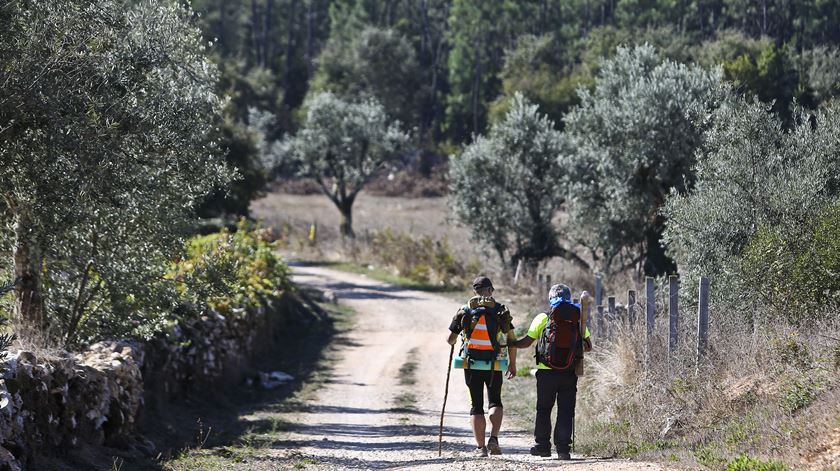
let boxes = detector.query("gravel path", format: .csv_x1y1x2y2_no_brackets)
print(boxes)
267,265,671,470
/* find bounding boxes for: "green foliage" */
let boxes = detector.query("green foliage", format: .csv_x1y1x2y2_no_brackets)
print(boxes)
692,30,772,69
199,105,268,218
311,26,423,128
0,317,15,353
693,444,728,469
726,455,790,471
170,220,291,315
664,99,840,315
563,44,722,276
0,0,232,345
491,34,592,126
800,46,840,102
365,229,477,288
449,93,575,271
723,43,806,121
779,377,819,414
281,91,409,237
741,202,840,321
444,0,529,141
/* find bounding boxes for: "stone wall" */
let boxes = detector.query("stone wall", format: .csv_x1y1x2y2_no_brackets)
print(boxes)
0,290,324,470
0,342,143,470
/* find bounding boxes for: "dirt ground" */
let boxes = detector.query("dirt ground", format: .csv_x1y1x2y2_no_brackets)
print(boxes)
247,264,674,470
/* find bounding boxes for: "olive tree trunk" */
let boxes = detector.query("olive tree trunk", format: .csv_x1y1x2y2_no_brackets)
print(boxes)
13,213,46,335
338,198,355,239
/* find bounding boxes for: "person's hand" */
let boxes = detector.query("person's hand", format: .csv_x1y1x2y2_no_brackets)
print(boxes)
580,290,591,303
505,363,517,379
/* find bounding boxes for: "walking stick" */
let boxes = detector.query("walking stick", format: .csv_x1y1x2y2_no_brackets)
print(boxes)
438,343,455,456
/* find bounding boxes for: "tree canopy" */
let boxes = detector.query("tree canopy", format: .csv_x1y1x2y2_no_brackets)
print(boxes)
0,0,231,343
562,44,722,277
282,92,409,237
663,98,840,317
449,93,585,272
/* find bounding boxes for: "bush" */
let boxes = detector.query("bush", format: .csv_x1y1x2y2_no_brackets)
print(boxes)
726,455,790,471
741,201,840,323
169,220,291,316
363,228,478,289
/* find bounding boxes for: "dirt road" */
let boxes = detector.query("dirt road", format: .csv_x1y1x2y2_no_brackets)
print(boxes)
270,265,668,470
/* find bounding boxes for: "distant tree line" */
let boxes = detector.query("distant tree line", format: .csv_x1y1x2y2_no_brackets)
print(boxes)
191,0,840,154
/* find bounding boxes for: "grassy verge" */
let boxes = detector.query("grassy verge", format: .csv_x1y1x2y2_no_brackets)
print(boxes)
392,349,420,422
145,292,355,471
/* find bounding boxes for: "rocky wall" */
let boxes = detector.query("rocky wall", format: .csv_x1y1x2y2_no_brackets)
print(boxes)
0,290,325,470
0,342,143,470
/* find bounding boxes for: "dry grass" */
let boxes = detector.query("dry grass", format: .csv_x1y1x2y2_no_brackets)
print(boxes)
250,190,595,293
571,308,840,470
251,191,473,254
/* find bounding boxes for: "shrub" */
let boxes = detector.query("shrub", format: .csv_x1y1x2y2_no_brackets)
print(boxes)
726,455,790,471
363,229,478,288
779,377,820,414
169,220,291,316
741,201,840,323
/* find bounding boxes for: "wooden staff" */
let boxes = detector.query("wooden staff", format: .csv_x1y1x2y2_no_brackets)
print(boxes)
438,343,455,456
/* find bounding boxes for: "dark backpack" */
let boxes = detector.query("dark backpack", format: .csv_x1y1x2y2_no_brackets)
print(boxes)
462,303,503,362
535,301,582,371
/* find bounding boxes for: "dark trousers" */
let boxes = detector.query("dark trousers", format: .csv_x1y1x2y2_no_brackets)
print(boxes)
534,369,578,453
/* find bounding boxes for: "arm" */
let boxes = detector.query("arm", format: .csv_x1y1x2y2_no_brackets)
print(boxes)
512,335,535,349
506,346,517,379
446,308,465,345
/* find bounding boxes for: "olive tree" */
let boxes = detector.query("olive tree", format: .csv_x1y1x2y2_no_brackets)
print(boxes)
450,93,587,273
662,98,840,312
562,44,722,277
0,0,231,344
283,92,409,238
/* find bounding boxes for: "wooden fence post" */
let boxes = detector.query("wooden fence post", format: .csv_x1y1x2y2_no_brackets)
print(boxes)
545,274,552,295
645,277,655,337
513,260,523,286
537,274,544,295
668,275,679,359
627,289,636,326
597,305,605,339
645,277,655,369
696,276,710,372
595,275,603,312
608,296,616,337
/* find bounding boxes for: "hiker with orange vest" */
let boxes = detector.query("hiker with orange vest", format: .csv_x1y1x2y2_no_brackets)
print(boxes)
446,276,517,457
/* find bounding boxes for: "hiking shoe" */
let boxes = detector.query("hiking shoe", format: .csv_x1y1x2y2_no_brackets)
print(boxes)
487,436,502,455
557,451,572,460
473,446,488,457
529,445,551,457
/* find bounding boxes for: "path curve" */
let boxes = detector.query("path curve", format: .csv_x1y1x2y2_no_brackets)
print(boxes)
272,264,669,470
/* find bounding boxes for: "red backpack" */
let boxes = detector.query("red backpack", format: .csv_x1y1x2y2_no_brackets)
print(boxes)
535,301,582,371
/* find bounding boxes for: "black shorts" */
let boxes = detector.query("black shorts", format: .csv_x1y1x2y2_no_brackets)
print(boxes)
464,369,503,415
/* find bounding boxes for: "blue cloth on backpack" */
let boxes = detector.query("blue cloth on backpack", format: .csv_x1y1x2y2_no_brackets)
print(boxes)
549,297,580,310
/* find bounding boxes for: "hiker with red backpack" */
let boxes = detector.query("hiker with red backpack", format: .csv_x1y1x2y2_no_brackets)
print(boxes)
446,276,517,457
512,283,592,460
